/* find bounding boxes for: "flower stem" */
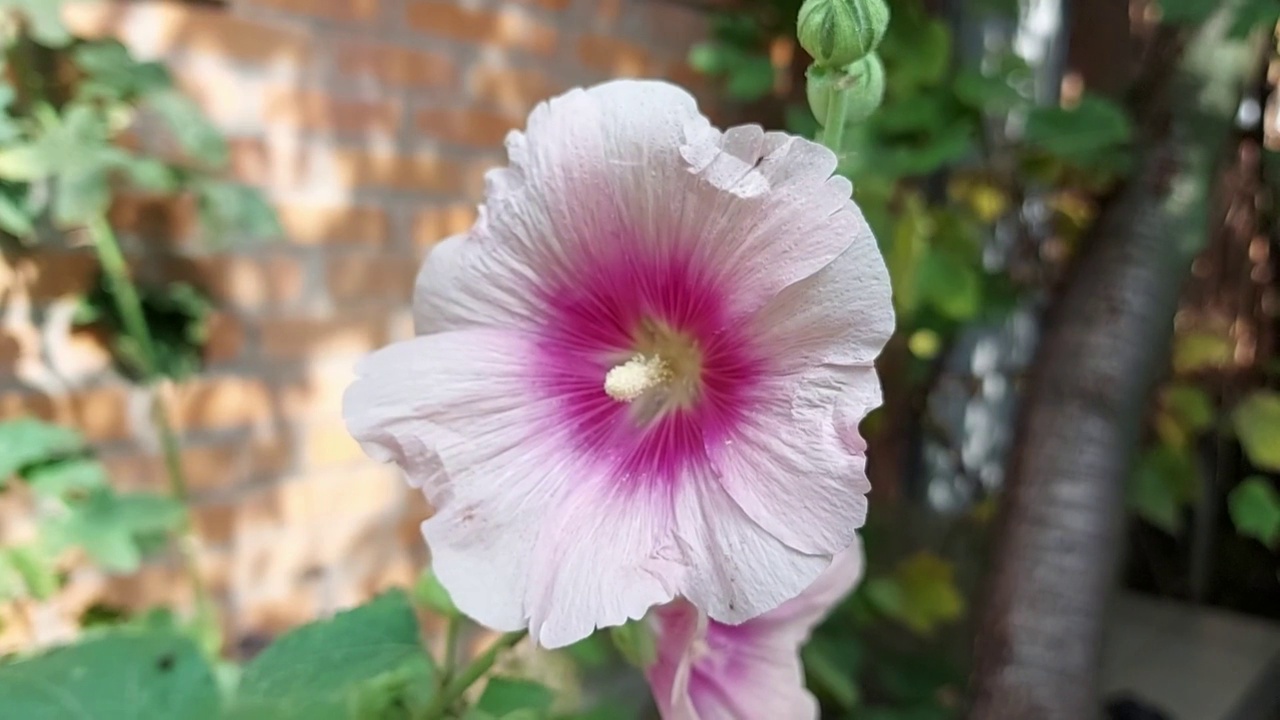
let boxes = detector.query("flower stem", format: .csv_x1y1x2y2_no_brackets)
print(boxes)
86,216,217,651
819,80,852,159
440,614,462,685
418,631,527,720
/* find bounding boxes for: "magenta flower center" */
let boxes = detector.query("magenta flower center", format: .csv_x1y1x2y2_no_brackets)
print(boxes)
534,236,769,492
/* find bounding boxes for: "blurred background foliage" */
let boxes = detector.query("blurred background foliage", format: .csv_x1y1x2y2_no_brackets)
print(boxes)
0,0,1277,718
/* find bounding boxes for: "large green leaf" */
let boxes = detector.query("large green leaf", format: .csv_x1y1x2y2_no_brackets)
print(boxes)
476,677,555,719
1228,476,1280,548
1128,446,1199,534
0,418,84,481
865,552,964,635
0,630,220,719
1024,95,1133,165
229,590,436,720
44,489,186,572
1234,391,1280,471
918,248,981,320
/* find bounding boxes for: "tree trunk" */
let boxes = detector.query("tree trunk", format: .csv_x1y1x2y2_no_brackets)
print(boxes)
966,13,1257,719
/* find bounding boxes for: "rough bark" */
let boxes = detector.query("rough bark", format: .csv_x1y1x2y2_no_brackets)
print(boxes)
966,14,1256,719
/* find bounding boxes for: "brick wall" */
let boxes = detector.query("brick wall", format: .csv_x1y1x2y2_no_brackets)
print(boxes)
0,0,707,652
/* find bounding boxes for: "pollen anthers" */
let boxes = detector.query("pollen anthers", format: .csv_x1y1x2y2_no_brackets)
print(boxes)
605,354,672,402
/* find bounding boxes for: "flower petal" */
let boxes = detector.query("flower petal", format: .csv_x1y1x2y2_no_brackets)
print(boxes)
647,600,706,720
413,232,545,335
676,475,830,625
752,536,865,639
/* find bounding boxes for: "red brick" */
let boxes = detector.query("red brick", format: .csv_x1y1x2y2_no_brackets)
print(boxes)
2,250,98,301
516,0,573,10
171,254,305,310
578,34,654,76
0,387,132,442
325,255,417,304
264,87,400,136
259,314,390,360
416,106,517,148
405,2,557,57
150,5,311,67
169,376,274,432
470,63,558,116
414,204,477,249
109,193,198,247
203,311,245,365
300,422,368,469
335,42,455,89
276,204,388,247
332,150,470,194
251,0,379,22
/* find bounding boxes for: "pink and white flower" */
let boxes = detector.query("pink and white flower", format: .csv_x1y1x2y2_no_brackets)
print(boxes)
647,539,865,720
343,79,892,648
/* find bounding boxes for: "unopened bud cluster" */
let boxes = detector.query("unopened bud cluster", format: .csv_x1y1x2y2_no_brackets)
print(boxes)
797,0,889,129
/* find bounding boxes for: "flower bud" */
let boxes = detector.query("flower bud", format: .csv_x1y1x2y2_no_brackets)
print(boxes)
797,0,890,69
806,52,886,128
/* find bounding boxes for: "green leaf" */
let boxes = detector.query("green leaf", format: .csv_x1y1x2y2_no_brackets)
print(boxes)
118,155,180,193
1174,330,1234,373
1234,391,1280,471
0,552,23,601
44,489,186,572
6,545,59,600
724,55,775,101
562,632,611,669
1164,384,1215,433
1229,0,1280,37
953,69,1024,111
0,418,84,480
1128,447,1198,534
0,184,34,237
1024,95,1133,165
229,590,436,720
73,41,172,100
476,677,555,718
146,90,228,168
609,619,657,669
0,0,72,48
918,249,981,320
865,553,964,636
0,144,52,181
412,567,458,616
802,635,862,709
196,179,281,245
1228,476,1280,548
1157,0,1219,25
0,629,220,719
23,457,109,498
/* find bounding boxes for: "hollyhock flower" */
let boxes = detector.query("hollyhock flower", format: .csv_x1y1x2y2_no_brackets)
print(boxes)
647,539,865,720
343,79,892,648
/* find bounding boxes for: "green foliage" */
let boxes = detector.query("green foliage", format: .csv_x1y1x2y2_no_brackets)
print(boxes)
1233,391,1280,472
413,567,459,616
609,618,657,668
43,489,186,573
0,629,220,719
1228,477,1280,548
76,277,214,382
0,0,72,48
0,417,82,481
1024,95,1134,173
1128,447,1199,534
228,590,436,720
475,677,556,718
865,552,964,635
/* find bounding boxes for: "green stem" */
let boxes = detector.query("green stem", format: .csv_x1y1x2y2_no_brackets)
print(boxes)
418,631,527,720
86,216,217,649
440,614,462,686
819,79,852,158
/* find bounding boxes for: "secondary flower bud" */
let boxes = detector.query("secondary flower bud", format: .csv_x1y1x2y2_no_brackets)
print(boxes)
807,52,886,128
797,0,890,69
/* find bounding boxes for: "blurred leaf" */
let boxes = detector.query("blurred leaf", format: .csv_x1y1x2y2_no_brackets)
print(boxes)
689,42,735,75
1128,447,1198,534
23,457,109,497
146,90,228,168
1234,391,1280,471
1025,95,1133,167
908,329,941,360
1229,0,1280,37
196,179,281,245
784,102,820,139
802,635,862,709
562,632,612,669
0,144,51,181
881,13,951,89
476,677,555,718
44,489,186,572
953,69,1024,112
610,618,657,669
1163,384,1215,433
724,55,775,101
0,418,83,480
918,249,981,320
1228,476,1280,548
887,193,931,315
229,590,435,720
118,155,180,193
0,184,34,237
412,567,458,616
865,552,964,635
73,41,172,101
0,630,220,719
1157,0,1218,25
6,546,58,600
1174,330,1234,373
0,0,72,48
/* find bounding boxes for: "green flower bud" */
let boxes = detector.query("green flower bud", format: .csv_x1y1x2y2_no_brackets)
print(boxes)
806,52,886,128
797,0,890,69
